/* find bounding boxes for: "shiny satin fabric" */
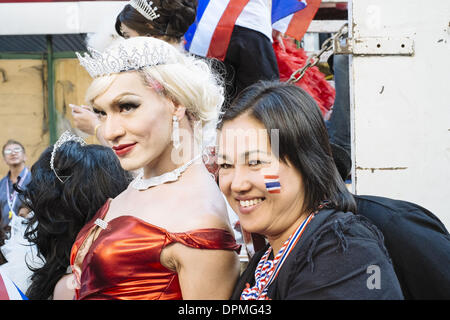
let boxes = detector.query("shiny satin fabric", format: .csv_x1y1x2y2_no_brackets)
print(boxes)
70,199,241,300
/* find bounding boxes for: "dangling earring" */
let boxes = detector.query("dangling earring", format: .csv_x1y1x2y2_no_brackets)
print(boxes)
172,115,181,149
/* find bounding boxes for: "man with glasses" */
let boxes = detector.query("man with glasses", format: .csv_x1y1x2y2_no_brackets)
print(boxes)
0,140,32,229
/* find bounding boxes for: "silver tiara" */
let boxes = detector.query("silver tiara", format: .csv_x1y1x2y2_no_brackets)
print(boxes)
50,130,87,183
129,0,160,21
76,38,173,78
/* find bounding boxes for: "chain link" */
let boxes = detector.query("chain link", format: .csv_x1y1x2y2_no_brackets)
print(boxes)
287,23,348,84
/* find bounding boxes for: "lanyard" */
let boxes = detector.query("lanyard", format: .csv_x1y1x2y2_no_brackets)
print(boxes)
5,167,29,216
241,212,315,300
240,201,330,300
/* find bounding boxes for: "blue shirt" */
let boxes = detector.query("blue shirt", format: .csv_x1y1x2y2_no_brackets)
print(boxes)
0,167,31,228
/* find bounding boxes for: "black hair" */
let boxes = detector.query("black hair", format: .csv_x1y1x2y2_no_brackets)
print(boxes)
115,0,198,43
218,81,356,214
20,141,132,300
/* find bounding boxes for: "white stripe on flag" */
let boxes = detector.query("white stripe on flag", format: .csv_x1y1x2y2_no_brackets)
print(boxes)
272,13,293,34
189,0,230,57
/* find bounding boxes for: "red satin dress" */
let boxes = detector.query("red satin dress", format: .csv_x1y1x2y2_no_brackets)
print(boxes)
70,199,241,300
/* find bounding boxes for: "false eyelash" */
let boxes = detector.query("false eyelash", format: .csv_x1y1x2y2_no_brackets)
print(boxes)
119,102,140,111
92,108,106,116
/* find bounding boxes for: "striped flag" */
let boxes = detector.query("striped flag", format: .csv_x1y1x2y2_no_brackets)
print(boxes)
271,0,306,23
185,0,307,60
264,175,281,194
273,0,322,41
0,270,28,300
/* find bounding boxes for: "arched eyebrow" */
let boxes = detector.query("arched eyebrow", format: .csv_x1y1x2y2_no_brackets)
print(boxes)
111,92,141,105
93,92,141,111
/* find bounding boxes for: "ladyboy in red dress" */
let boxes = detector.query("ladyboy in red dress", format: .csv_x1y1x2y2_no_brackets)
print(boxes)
69,36,241,300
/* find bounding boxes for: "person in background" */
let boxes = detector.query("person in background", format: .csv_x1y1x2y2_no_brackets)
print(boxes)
217,81,403,299
185,0,281,108
0,142,39,295
19,132,131,300
0,140,32,229
116,0,197,48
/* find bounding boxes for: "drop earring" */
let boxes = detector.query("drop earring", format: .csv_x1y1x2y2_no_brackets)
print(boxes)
172,115,181,149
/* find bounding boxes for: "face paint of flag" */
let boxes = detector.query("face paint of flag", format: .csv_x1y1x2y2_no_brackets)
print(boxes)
264,175,281,193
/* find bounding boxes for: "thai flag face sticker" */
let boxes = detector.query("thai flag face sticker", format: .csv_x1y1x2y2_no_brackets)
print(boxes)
264,175,281,194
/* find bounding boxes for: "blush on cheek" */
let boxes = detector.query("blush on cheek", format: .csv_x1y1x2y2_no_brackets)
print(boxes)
264,175,281,194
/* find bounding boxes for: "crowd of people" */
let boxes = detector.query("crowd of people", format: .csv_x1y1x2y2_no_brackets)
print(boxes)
1,0,449,301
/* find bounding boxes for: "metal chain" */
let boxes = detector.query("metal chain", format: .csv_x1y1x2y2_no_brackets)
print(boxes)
287,23,348,84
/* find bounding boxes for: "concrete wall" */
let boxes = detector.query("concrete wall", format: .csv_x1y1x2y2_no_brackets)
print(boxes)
0,59,48,176
0,58,94,177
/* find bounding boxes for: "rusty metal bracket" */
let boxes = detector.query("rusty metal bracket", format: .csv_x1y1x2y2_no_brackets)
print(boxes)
334,36,415,56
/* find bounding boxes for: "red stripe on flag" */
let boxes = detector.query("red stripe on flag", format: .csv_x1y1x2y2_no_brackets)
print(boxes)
264,175,279,179
0,274,9,300
286,0,322,41
206,0,249,61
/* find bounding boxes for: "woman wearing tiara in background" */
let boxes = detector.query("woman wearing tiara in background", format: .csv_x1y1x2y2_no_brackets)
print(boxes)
70,36,241,300
116,0,197,47
18,132,131,300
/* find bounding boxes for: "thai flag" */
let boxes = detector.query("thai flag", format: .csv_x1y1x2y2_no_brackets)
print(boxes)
185,0,307,61
0,270,28,300
273,0,322,41
264,175,281,194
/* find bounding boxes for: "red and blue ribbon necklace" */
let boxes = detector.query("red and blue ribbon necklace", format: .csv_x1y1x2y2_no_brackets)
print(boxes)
240,201,329,300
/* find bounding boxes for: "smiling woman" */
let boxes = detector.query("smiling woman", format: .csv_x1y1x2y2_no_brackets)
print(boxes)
217,81,404,300
70,36,241,300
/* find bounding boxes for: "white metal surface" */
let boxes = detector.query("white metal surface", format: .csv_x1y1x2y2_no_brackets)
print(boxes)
307,20,347,34
349,0,450,228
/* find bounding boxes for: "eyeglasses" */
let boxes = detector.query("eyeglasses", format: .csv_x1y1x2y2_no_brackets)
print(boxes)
4,147,23,155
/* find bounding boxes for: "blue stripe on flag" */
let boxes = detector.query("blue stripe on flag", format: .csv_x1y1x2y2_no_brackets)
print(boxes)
265,182,281,189
184,0,211,51
271,0,307,24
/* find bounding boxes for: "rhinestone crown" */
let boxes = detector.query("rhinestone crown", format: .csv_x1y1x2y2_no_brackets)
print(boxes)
76,37,174,78
50,130,87,183
129,0,160,21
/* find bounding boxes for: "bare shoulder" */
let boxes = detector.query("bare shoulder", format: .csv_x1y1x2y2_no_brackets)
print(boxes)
53,274,75,300
178,174,232,232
